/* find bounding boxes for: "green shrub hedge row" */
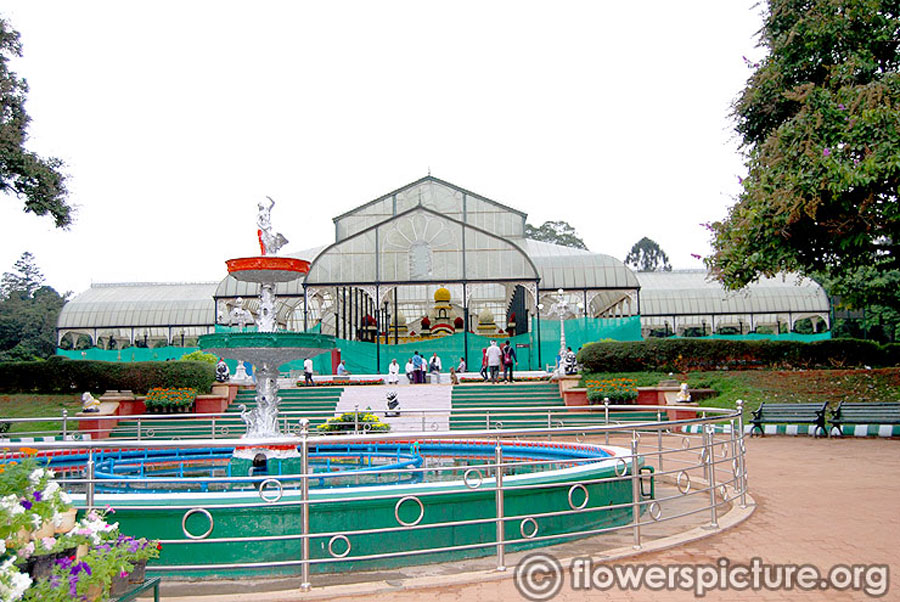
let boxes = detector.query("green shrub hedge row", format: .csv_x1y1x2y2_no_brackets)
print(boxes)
0,358,216,394
578,338,900,373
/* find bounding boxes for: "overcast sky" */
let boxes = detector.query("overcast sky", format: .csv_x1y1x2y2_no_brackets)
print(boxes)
2,1,765,295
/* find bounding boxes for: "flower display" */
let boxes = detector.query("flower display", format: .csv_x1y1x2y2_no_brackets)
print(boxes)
144,387,197,412
585,378,638,404
0,450,159,601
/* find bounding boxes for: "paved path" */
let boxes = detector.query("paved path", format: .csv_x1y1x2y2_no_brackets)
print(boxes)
165,437,898,601
321,437,900,601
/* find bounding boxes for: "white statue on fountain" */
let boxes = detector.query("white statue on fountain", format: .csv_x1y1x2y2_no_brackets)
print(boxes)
257,196,289,256
225,298,255,331
549,289,570,379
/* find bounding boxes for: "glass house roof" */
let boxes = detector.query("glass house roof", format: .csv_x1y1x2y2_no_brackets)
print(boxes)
637,271,830,316
526,240,640,290
58,282,218,329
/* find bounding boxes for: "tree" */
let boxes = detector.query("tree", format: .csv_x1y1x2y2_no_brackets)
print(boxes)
0,252,67,360
524,220,588,250
625,237,672,271
706,0,900,300
0,17,71,228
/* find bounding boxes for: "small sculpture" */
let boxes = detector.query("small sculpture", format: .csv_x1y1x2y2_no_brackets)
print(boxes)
215,358,230,383
675,383,692,402
385,391,400,417
233,361,250,382
81,392,100,413
228,298,255,331
257,196,289,255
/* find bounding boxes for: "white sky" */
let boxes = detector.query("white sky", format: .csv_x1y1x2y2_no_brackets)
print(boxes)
2,1,765,295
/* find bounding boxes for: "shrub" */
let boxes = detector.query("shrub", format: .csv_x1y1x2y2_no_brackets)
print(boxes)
0,359,215,394
577,338,891,373
179,350,218,364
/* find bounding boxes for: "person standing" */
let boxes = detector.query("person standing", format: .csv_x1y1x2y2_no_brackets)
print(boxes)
502,341,517,383
303,357,314,386
457,357,467,374
486,341,502,384
412,351,425,384
480,347,488,381
429,352,442,383
387,359,400,384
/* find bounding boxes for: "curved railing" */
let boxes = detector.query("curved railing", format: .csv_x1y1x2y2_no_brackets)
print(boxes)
0,402,750,592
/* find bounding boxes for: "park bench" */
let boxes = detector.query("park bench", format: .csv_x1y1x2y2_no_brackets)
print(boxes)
750,402,828,437
830,402,900,436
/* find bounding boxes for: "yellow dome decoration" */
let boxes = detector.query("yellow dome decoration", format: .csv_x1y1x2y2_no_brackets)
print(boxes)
434,287,451,303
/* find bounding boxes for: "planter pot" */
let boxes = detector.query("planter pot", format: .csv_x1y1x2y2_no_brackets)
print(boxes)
110,572,132,597
55,508,78,533
85,584,104,602
127,558,147,584
19,553,56,580
76,543,89,559
33,520,54,540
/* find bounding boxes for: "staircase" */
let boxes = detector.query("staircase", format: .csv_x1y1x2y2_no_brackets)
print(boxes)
449,382,664,431
109,387,344,440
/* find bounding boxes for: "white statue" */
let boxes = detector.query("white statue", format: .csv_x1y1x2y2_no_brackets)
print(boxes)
257,196,288,255
81,392,100,413
228,298,255,330
675,383,692,402
233,361,250,382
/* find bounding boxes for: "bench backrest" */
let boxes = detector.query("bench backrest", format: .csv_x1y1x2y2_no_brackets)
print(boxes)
753,402,827,422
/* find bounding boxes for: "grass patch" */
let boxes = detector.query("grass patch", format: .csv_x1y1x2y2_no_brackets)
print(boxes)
581,368,900,415
0,393,83,437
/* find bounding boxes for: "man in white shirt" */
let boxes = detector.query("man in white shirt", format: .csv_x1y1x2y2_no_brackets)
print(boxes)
485,341,502,384
303,357,314,386
429,353,442,383
405,358,415,384
387,359,400,384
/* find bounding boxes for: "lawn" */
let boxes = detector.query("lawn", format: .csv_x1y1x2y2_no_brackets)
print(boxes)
581,368,900,415
0,393,83,437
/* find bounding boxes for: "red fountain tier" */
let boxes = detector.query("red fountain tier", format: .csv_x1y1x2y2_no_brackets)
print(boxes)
226,256,310,284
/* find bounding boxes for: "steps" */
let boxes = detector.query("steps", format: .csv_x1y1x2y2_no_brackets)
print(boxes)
450,382,665,431
109,387,344,440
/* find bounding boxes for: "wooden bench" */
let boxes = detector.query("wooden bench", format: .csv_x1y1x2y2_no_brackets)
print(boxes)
830,402,900,435
750,402,828,437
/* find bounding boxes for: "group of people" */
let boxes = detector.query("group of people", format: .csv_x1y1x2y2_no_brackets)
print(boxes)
385,352,468,385
480,340,518,384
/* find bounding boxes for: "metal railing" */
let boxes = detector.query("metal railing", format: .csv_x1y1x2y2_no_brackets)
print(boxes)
0,401,750,592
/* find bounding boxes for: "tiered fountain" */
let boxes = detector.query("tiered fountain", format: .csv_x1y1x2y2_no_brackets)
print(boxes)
198,197,334,468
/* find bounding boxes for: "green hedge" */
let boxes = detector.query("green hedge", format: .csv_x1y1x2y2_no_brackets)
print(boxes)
577,338,891,373
0,358,216,394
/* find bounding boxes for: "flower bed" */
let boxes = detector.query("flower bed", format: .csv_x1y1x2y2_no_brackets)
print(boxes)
317,411,391,433
297,378,385,387
585,378,638,404
0,450,160,601
144,387,196,413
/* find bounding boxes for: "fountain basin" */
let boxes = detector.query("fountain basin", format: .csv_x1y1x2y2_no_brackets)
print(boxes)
199,332,335,366
226,256,310,283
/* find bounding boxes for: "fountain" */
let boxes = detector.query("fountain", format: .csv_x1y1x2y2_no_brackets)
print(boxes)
198,197,334,467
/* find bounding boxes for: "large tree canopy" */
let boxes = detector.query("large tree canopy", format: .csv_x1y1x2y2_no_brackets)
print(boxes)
0,252,67,360
0,17,71,228
707,0,900,296
524,220,588,250
625,237,672,271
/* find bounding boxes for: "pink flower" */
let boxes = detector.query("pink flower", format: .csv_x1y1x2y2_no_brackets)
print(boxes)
823,148,831,157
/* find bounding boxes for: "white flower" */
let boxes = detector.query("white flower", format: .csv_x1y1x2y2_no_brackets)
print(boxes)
0,495,17,511
0,539,5,555
43,481,59,498
27,468,44,486
29,514,41,529
59,491,72,505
